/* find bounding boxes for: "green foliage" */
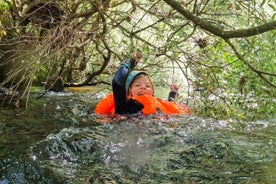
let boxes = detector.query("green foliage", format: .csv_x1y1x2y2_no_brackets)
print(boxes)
0,0,10,38
190,31,276,120
0,21,6,37
0,0,9,12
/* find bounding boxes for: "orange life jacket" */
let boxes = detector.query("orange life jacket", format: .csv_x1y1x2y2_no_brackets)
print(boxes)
95,93,191,116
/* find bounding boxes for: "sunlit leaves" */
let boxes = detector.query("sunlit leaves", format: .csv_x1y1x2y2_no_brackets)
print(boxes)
0,21,6,37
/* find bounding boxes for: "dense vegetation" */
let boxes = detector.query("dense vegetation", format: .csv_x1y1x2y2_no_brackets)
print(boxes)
0,0,275,120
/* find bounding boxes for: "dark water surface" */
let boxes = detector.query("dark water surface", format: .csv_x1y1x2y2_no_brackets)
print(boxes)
0,91,276,183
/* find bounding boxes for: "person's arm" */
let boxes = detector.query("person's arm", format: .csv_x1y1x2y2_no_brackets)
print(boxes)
168,83,179,102
112,58,137,114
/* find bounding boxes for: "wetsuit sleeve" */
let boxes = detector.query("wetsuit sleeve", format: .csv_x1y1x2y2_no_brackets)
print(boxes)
112,58,137,114
168,91,178,102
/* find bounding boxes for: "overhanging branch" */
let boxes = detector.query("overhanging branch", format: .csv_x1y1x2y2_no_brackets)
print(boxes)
225,39,276,88
163,0,276,39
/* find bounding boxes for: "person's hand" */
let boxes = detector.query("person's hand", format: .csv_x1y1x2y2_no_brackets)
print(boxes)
133,52,142,63
170,83,179,92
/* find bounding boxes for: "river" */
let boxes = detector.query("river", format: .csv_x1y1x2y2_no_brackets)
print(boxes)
0,88,276,183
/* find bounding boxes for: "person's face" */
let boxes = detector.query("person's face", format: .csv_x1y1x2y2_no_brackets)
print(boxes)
129,75,154,97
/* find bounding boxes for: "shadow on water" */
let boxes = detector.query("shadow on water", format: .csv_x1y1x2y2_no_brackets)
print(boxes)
0,90,276,183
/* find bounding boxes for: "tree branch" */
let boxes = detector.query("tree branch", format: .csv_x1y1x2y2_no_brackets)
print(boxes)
225,39,276,88
163,0,276,39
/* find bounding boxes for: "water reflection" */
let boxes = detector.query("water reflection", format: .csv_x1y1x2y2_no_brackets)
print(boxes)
0,91,276,183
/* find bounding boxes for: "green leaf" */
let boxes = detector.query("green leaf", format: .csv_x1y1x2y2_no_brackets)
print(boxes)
260,0,266,7
268,3,276,10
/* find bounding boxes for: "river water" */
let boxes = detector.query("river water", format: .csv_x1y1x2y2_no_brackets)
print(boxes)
0,89,276,183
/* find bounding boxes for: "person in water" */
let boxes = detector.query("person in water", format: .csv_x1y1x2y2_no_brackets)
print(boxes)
95,54,191,116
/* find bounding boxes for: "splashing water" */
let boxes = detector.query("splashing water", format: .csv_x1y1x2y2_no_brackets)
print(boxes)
1,92,276,183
